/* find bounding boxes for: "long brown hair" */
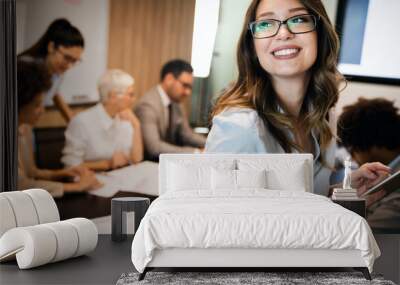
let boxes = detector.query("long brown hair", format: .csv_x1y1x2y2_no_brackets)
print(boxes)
212,0,342,155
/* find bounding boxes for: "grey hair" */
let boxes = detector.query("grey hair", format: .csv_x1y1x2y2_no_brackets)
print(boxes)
98,69,134,102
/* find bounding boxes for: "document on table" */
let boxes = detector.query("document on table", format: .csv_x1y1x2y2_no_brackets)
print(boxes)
90,161,159,197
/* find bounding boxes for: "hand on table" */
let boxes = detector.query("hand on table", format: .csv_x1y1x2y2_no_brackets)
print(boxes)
110,151,130,169
75,168,103,192
62,165,89,177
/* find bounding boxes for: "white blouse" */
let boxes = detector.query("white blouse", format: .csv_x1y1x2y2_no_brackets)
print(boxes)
205,107,336,196
62,103,134,166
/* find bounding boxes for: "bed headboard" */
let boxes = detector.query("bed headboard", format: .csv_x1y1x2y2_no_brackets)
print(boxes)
159,154,314,195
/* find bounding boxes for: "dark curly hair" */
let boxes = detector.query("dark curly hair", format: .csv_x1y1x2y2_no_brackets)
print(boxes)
17,60,52,111
338,98,400,152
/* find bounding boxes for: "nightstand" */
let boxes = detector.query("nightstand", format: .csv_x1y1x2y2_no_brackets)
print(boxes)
111,197,150,241
332,198,366,218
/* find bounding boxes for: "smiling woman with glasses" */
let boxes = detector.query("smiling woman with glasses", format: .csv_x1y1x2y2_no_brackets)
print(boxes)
18,18,85,122
205,0,390,197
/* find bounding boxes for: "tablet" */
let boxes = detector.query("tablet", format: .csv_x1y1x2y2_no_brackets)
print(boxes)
361,170,400,197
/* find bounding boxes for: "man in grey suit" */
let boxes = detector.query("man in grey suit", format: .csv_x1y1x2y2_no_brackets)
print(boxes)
134,59,206,161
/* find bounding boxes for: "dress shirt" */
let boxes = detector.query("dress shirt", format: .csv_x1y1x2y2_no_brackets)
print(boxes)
157,85,171,124
62,103,134,166
205,107,336,196
157,84,200,153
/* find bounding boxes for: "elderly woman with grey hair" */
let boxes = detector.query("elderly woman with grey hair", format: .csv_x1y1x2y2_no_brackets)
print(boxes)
62,69,144,171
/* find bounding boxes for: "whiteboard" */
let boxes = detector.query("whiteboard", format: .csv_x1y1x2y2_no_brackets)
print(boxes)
17,0,109,104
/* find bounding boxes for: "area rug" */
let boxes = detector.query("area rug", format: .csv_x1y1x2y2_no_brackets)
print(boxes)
116,271,396,285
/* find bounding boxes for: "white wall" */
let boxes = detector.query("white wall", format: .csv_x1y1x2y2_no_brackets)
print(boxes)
16,0,109,104
336,82,400,115
209,0,400,113
321,0,338,23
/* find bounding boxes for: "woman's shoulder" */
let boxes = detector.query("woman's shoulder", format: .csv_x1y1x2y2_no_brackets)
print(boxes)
212,107,260,128
206,107,268,153
67,104,99,131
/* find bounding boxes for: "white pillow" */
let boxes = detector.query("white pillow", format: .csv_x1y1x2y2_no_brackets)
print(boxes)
211,169,268,190
211,168,236,190
167,163,211,191
238,159,309,192
237,169,268,188
267,167,307,191
166,159,236,192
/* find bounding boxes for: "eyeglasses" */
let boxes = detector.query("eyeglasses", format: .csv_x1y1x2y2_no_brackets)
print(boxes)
176,78,193,91
249,14,318,39
57,49,82,65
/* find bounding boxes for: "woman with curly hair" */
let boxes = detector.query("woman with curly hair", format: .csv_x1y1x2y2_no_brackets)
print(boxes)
205,0,389,195
17,60,100,197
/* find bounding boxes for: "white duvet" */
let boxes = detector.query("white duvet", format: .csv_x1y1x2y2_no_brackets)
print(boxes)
131,190,380,273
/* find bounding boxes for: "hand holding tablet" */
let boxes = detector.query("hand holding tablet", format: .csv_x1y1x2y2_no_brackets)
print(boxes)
361,170,400,197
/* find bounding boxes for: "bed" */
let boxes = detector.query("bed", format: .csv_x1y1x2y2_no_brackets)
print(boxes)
131,154,380,280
